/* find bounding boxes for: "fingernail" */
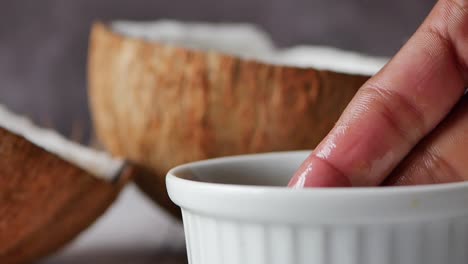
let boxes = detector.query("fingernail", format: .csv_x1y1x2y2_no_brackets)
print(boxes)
288,156,352,188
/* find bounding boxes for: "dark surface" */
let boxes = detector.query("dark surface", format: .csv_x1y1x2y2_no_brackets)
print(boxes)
44,248,187,264
0,0,435,142
38,185,187,264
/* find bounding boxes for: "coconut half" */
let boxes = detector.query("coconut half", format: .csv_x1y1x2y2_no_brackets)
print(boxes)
0,105,131,264
88,20,388,217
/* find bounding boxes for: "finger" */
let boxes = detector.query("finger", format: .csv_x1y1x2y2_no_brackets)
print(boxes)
289,0,468,188
289,0,468,190
383,95,468,186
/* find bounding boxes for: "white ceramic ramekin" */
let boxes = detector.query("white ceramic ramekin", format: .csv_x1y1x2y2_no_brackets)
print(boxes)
166,151,468,264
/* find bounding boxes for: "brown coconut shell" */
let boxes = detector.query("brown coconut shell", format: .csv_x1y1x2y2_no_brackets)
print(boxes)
88,22,370,218
0,127,131,264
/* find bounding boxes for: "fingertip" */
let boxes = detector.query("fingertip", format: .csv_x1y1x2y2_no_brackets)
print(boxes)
288,156,352,188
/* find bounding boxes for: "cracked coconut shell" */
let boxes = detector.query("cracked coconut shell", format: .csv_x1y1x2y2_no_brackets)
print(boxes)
88,21,386,217
0,120,131,263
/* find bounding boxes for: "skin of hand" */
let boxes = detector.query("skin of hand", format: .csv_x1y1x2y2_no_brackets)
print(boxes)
289,0,468,188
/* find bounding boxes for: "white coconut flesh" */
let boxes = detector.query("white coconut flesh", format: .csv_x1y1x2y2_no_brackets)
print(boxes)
0,104,123,181
111,20,389,76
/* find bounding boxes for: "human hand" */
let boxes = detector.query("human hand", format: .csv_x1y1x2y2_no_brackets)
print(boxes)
289,0,468,188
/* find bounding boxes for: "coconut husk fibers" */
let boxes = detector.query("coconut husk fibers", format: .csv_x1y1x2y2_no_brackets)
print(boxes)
0,127,131,264
88,22,371,218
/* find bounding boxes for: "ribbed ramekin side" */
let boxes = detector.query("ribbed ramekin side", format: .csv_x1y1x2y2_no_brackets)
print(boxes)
182,210,468,264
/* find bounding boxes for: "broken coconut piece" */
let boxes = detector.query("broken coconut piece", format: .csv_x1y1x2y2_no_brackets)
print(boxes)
0,105,130,264
88,20,388,217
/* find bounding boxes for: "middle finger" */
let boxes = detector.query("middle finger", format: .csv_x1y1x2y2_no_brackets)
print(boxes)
384,95,468,186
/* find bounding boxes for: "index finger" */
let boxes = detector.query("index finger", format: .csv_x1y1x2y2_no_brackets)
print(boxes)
289,0,468,187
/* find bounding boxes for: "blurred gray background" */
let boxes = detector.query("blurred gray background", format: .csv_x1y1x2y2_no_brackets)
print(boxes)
1,0,436,143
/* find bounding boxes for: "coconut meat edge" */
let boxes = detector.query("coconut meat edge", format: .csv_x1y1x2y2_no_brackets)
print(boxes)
0,104,123,181
111,20,389,76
